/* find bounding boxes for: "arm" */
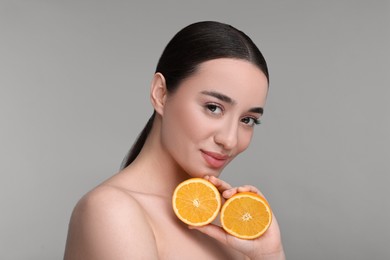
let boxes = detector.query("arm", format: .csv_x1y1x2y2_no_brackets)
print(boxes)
64,186,159,260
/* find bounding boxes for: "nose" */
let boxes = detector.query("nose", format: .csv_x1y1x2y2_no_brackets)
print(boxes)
214,120,238,150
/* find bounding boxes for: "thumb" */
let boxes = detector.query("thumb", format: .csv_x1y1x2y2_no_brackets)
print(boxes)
189,224,229,245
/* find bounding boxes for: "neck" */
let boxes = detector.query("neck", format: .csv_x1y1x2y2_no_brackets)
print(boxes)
121,116,189,198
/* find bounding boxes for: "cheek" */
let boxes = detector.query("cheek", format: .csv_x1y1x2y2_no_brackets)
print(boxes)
162,101,203,146
178,106,217,146
237,130,254,154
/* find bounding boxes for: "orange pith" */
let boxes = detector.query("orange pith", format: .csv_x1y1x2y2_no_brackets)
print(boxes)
172,178,221,226
221,192,272,239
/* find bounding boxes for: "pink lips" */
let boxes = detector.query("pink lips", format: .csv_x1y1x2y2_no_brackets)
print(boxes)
201,150,230,169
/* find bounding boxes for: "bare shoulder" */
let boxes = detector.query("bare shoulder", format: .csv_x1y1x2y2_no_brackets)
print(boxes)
64,185,158,260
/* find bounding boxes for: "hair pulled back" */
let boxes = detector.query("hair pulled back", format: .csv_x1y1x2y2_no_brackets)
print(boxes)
120,21,269,169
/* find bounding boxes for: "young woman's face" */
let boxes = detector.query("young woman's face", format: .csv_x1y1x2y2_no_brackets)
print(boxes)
160,58,268,178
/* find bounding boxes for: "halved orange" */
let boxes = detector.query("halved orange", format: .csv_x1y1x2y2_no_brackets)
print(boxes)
221,192,272,239
172,178,221,226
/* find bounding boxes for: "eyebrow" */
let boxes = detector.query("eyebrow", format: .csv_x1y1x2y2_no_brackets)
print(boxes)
201,90,234,104
200,90,264,115
249,107,264,115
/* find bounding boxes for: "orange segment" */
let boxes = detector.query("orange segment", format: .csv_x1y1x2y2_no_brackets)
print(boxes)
221,192,272,239
172,178,221,226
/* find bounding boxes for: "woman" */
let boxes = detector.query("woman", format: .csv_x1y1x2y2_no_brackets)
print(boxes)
64,21,285,260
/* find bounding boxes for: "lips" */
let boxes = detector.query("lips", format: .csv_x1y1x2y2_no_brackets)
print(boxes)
201,150,230,169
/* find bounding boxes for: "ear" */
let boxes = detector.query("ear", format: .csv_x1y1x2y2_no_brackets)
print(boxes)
150,72,168,116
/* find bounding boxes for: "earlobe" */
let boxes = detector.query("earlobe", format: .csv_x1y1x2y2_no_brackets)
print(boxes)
150,72,167,115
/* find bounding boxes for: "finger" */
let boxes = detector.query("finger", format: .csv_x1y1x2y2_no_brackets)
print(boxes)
222,185,265,200
222,187,238,199
205,176,232,193
188,224,228,246
237,185,261,194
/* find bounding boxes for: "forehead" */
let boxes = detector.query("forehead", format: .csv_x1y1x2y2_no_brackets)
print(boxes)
176,58,269,106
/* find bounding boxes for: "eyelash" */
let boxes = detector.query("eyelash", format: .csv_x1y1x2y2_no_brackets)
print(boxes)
205,103,261,127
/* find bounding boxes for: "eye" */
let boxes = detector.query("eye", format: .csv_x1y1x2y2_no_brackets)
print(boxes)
206,104,223,115
241,117,261,127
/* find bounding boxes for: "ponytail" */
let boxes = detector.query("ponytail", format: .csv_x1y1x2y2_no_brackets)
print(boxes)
120,112,155,169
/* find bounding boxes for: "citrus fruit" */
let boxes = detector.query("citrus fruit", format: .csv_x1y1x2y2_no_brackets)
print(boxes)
220,192,272,239
172,178,221,226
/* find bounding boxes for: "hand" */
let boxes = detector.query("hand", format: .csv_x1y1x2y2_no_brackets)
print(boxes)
189,176,285,260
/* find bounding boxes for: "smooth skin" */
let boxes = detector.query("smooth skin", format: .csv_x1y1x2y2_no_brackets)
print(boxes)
64,59,285,260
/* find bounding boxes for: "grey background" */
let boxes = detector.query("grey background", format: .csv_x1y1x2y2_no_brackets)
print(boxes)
1,1,389,259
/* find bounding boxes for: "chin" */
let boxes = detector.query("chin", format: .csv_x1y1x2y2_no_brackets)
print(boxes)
182,161,225,179
194,168,223,178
